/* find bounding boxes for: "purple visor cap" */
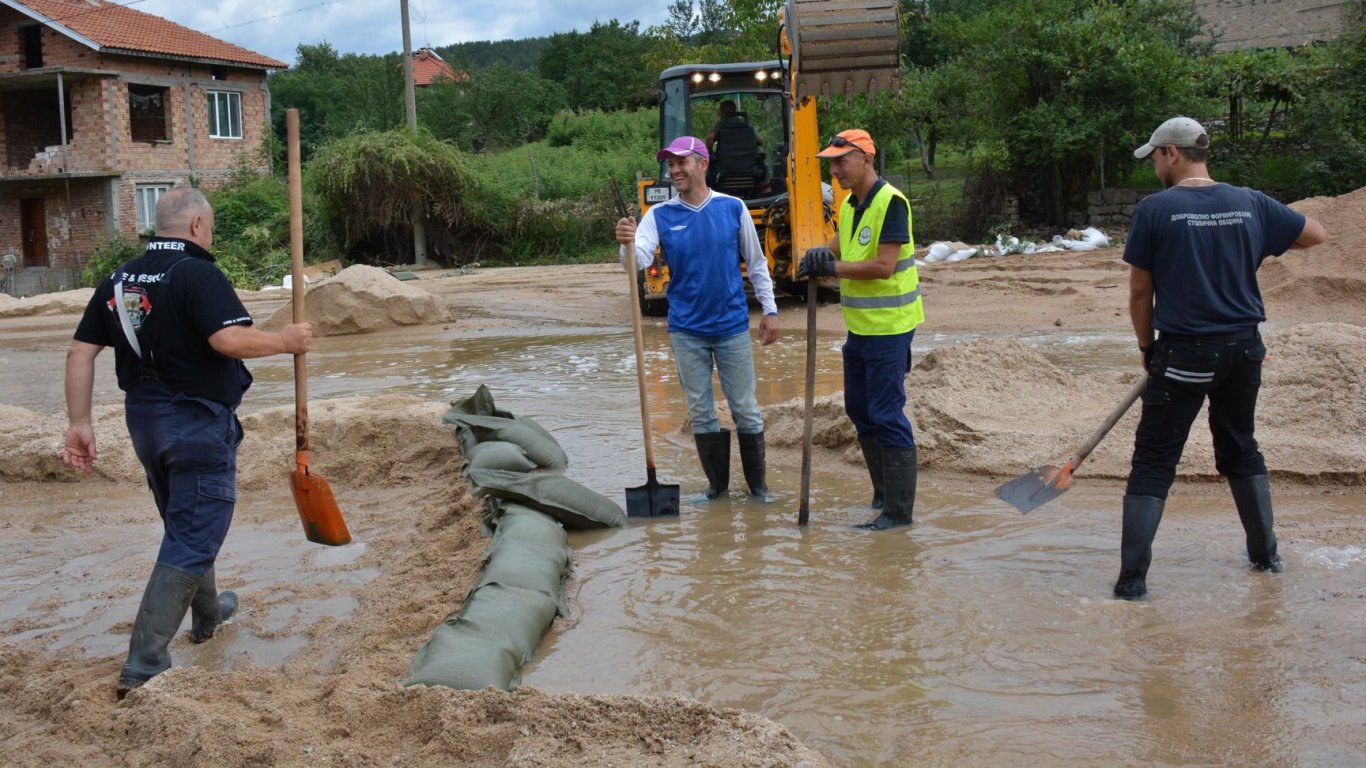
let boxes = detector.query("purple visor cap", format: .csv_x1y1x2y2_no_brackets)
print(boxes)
656,136,709,162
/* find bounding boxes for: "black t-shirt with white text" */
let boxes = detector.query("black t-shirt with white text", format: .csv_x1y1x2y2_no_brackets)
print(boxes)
74,237,254,405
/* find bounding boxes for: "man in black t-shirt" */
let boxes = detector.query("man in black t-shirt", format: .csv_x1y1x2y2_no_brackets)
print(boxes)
64,186,313,696
1115,117,1327,600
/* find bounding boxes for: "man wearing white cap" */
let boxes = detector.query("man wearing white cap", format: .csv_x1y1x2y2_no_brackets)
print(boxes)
1114,116,1327,600
615,135,781,501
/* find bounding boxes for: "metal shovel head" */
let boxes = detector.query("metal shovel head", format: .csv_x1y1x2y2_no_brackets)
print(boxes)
290,466,353,545
625,468,681,518
994,464,1075,514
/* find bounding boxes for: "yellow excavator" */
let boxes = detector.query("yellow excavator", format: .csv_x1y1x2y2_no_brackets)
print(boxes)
630,0,901,316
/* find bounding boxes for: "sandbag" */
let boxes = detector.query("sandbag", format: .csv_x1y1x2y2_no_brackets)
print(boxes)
479,537,571,615
444,413,569,470
465,440,538,473
446,384,513,419
466,468,627,530
454,583,560,664
404,619,523,691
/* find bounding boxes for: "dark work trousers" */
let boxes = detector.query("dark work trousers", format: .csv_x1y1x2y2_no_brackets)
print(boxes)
125,380,243,574
1126,329,1268,499
842,328,917,450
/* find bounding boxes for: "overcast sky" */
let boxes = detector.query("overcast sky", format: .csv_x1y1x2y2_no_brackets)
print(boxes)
134,0,673,66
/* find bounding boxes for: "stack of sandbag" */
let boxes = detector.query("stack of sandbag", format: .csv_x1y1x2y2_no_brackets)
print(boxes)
405,385,625,692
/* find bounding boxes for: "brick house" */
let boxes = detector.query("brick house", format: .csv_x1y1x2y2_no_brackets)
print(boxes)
411,47,467,87
0,0,284,294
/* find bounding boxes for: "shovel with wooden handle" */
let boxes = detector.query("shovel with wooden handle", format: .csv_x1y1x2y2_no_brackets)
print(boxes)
994,376,1146,514
286,108,351,545
610,177,681,518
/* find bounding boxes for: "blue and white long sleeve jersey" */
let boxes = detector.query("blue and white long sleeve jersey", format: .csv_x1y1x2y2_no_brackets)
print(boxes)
620,190,777,337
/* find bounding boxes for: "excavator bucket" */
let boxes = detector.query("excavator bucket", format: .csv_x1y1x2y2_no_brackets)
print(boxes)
785,0,901,101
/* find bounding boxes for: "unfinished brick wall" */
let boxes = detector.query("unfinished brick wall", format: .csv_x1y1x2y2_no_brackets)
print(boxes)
1198,0,1352,50
0,15,275,274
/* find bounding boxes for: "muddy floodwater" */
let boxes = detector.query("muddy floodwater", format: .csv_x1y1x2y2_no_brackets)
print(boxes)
5,301,1362,766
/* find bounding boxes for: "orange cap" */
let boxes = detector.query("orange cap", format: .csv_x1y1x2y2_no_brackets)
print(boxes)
817,129,876,158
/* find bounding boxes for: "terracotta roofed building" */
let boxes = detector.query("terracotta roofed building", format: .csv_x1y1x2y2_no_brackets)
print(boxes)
0,0,286,294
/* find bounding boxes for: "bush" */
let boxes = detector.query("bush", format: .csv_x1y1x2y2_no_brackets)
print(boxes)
82,235,144,287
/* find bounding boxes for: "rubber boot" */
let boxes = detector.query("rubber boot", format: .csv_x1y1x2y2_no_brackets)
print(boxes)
117,563,200,697
694,429,731,500
189,567,238,643
1113,495,1165,600
857,435,885,510
737,431,773,501
855,446,916,530
1229,474,1283,572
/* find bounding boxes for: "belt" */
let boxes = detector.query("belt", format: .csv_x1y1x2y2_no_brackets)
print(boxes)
1159,328,1259,343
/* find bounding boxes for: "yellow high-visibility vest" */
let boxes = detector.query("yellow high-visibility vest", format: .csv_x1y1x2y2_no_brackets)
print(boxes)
838,183,924,336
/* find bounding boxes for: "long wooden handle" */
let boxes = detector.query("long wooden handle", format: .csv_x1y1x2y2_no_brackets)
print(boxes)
798,278,817,526
287,109,309,455
626,258,658,470
610,178,658,471
1071,375,1146,469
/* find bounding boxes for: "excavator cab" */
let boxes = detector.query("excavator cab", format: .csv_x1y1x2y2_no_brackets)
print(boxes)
658,62,790,203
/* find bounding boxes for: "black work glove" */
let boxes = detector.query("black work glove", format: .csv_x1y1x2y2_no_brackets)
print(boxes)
1141,344,1154,372
797,247,837,278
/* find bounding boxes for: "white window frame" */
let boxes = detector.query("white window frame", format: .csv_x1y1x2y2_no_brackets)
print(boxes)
135,184,170,234
207,90,243,139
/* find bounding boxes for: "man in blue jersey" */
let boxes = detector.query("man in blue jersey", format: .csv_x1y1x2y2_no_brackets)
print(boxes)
1114,116,1327,600
798,129,924,531
615,135,781,501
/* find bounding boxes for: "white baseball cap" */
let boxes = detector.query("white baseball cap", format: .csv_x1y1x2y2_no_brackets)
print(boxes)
1134,116,1209,159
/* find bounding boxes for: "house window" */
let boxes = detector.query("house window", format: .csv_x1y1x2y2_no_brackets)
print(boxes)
135,184,169,235
22,26,42,69
207,91,242,139
128,84,169,142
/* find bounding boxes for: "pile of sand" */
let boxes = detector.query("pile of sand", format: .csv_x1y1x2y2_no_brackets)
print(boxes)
1262,186,1366,321
0,288,93,318
261,265,453,336
0,394,456,491
763,324,1366,485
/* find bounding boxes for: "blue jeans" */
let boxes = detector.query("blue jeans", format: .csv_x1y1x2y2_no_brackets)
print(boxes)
843,329,916,449
1126,329,1267,499
125,381,243,574
670,330,763,434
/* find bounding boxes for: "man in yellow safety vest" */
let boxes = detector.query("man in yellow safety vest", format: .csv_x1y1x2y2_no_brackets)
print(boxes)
798,129,925,530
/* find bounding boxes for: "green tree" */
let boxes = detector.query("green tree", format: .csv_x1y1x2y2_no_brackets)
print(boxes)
539,21,656,111
419,64,566,150
942,0,1206,225
1286,13,1366,195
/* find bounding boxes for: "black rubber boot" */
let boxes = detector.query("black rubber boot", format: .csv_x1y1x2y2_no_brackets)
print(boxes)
855,446,916,530
117,563,200,697
189,567,238,643
694,429,731,500
737,431,772,501
1229,474,1283,572
857,436,885,510
1114,495,1165,600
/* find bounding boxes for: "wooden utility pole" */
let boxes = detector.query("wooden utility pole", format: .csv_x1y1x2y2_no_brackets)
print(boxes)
400,0,430,266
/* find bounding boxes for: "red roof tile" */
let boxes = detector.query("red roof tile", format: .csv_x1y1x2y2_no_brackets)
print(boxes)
12,0,286,69
412,48,466,86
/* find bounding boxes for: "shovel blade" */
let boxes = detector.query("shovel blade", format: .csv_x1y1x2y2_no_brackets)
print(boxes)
994,465,1070,514
625,469,681,518
290,467,353,545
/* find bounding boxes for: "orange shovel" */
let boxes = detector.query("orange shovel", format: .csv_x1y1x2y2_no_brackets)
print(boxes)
286,108,351,546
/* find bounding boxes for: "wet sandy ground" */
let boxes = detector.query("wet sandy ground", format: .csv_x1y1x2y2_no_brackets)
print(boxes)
2,255,1364,766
